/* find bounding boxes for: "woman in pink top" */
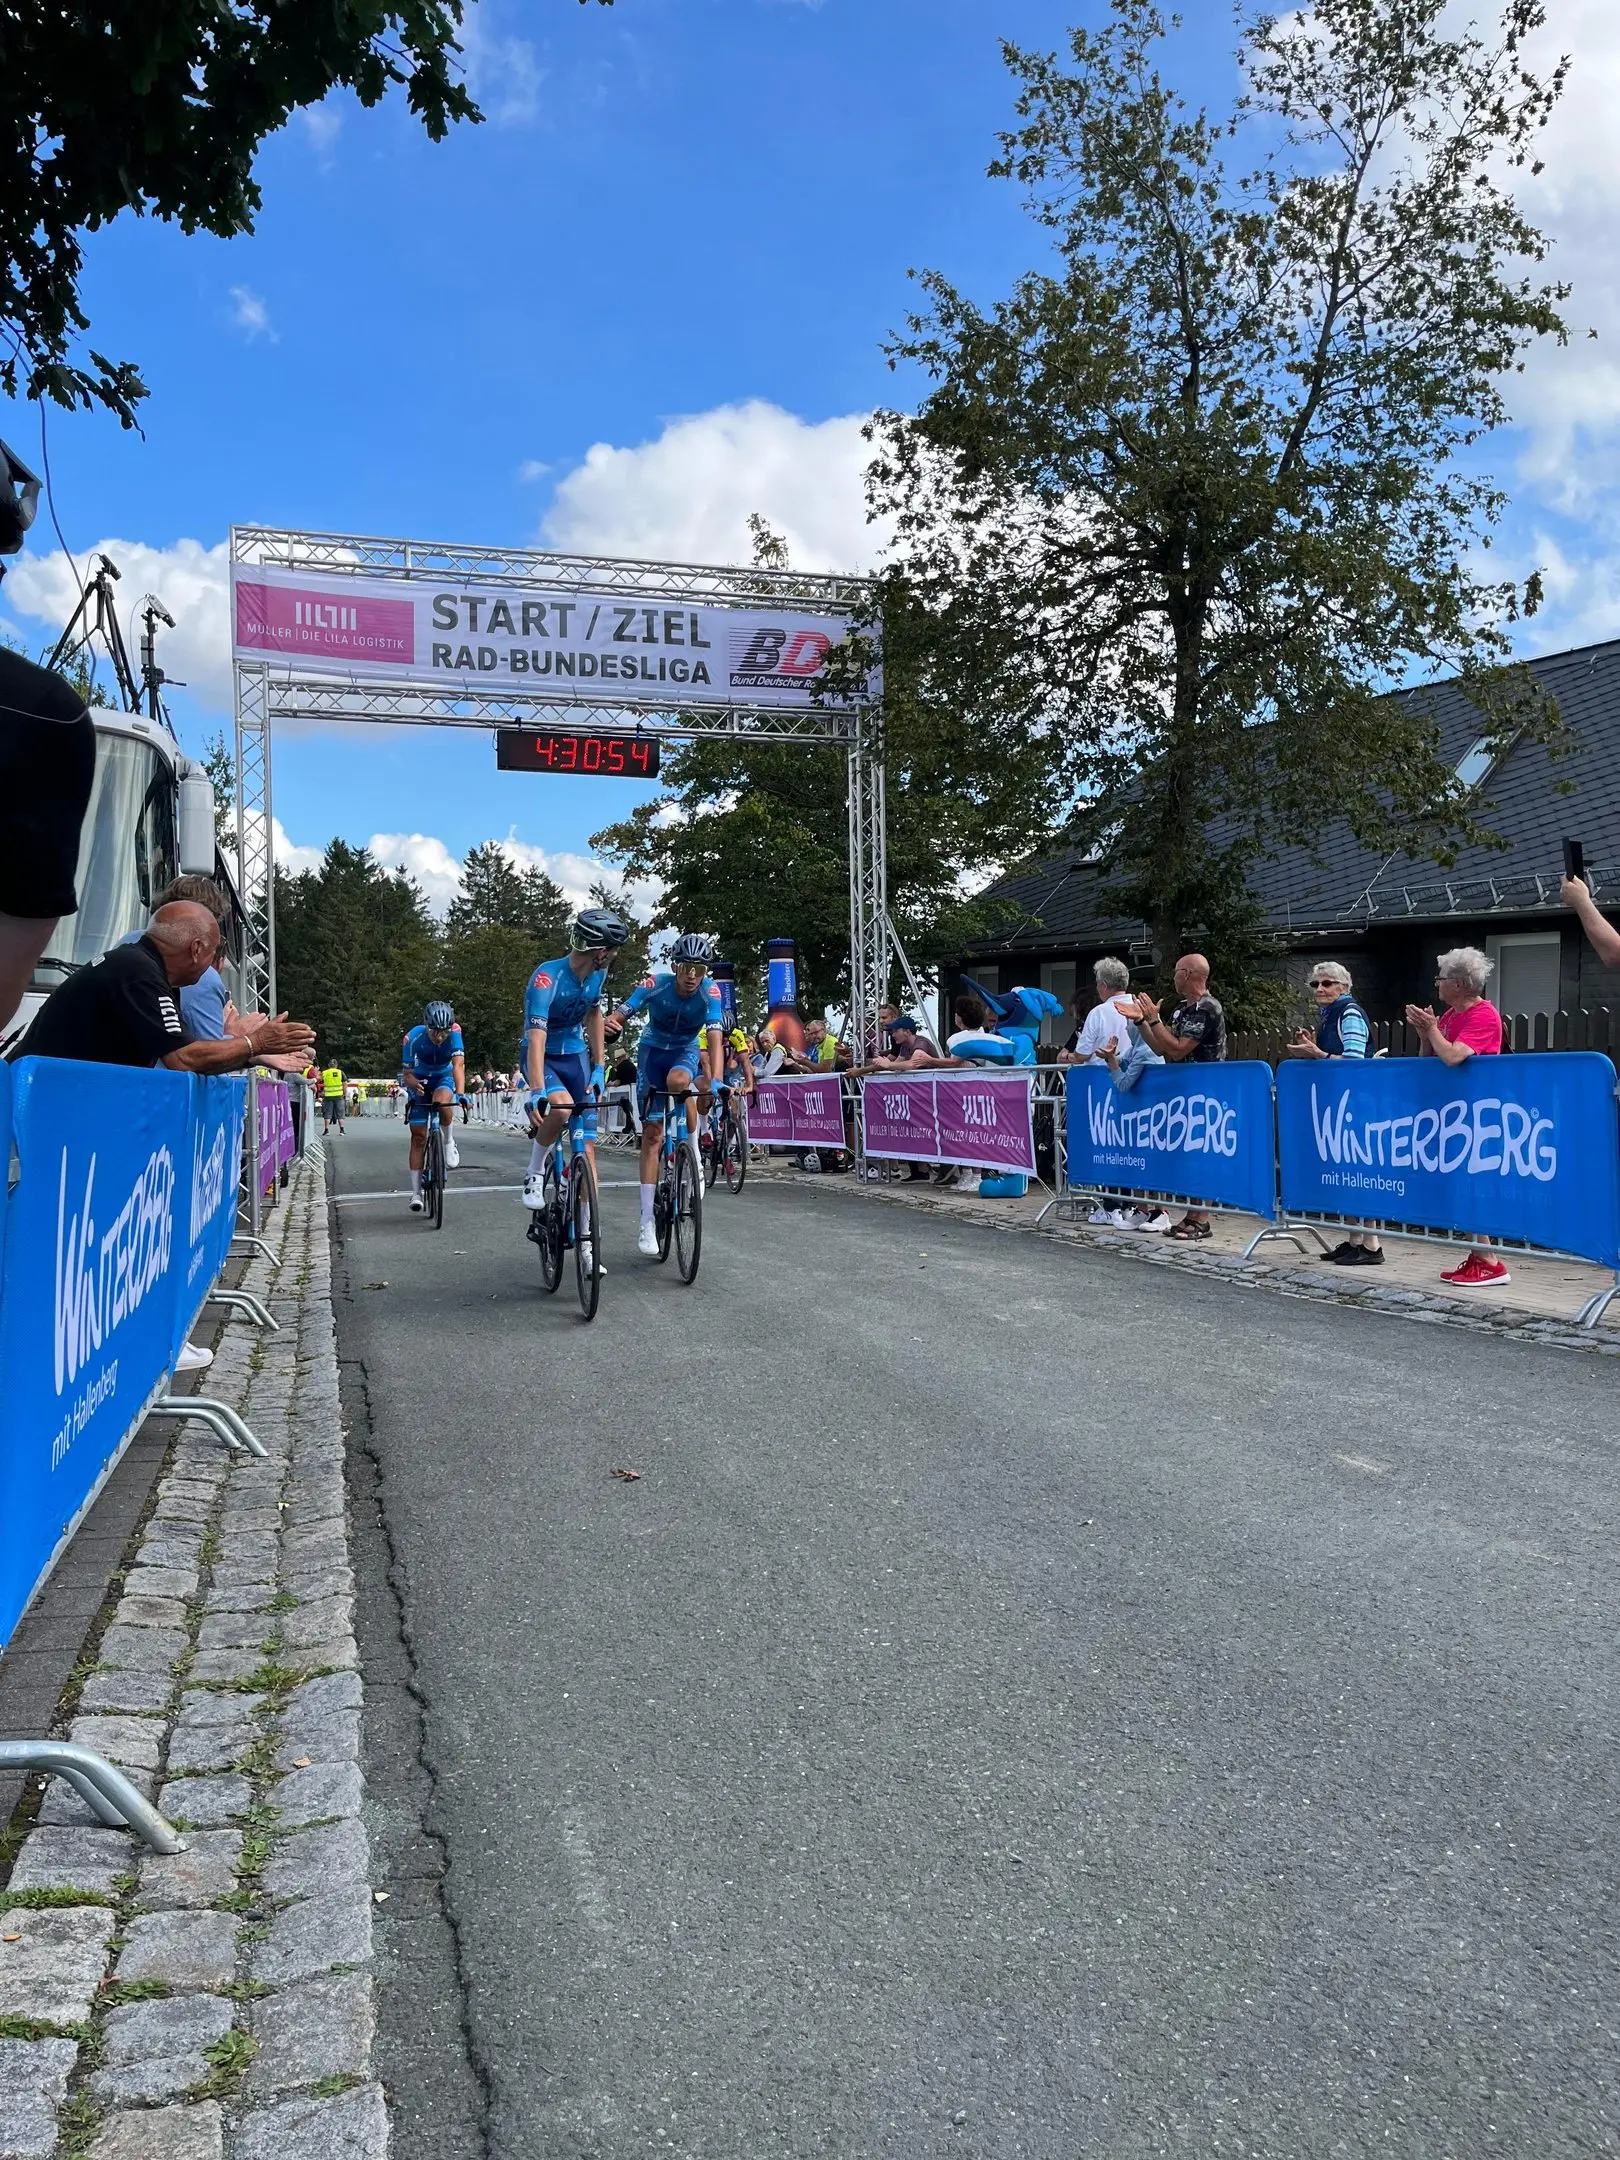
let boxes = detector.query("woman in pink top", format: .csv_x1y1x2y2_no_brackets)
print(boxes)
1404,946,1507,1287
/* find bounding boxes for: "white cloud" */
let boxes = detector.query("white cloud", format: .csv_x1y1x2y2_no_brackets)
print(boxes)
229,286,275,342
303,829,660,921
272,819,325,877
1,537,234,707
541,399,886,572
517,459,551,484
300,105,344,159
460,3,546,127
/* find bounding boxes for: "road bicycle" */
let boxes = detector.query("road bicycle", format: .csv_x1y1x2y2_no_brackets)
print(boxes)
698,1082,749,1197
418,1113,447,1230
648,1086,703,1283
525,1099,601,1321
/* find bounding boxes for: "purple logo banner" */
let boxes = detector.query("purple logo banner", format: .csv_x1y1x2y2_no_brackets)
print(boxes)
934,1074,1037,1175
862,1077,940,1162
750,1077,846,1149
256,1082,295,1191
787,1079,846,1148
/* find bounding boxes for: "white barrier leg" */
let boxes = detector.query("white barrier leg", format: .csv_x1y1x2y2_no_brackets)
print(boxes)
203,1287,280,1332
0,1741,185,1855
151,1395,269,1459
230,1234,282,1269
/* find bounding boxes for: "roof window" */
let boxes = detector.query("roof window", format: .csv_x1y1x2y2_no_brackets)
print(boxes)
1454,737,1495,790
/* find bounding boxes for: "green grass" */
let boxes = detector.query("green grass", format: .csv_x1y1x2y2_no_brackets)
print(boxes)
0,2013,90,2041
307,2072,367,2098
97,1977,171,2005
0,1887,116,1911
186,2025,257,2099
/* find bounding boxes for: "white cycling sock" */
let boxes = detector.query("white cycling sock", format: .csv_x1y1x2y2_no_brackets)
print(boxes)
410,1170,422,1194
639,1183,655,1224
528,1140,546,1176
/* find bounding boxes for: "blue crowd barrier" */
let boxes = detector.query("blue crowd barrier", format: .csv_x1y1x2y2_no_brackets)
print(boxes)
1276,1053,1620,1269
1065,1062,1278,1220
0,1062,249,1653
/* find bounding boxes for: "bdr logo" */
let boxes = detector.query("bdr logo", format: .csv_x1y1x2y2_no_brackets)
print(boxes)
730,627,831,682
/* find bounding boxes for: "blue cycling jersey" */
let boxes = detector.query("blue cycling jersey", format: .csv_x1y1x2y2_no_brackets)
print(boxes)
617,969,724,1048
400,1022,463,1080
524,956,609,1053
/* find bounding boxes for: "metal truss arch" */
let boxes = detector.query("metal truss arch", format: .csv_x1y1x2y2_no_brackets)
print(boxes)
230,525,889,1031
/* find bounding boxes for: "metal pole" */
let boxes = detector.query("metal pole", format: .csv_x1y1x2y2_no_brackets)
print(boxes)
247,1068,262,1239
233,658,274,1016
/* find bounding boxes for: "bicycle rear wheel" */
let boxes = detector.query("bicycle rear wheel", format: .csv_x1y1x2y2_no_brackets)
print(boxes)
673,1141,703,1282
700,1123,718,1191
654,1159,673,1262
723,1101,748,1194
536,1156,564,1291
425,1125,445,1230
572,1154,601,1321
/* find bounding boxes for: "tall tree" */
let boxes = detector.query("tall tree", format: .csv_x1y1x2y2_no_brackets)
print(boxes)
437,841,573,1068
274,842,437,1072
446,841,571,947
591,534,1048,1016
2,0,609,425
872,0,1571,968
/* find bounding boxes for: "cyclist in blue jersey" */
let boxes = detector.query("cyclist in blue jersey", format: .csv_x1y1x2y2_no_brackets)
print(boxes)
522,907,630,1219
401,1000,466,1211
606,932,725,1255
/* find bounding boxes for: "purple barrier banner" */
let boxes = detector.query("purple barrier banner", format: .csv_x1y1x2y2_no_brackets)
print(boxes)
862,1075,941,1162
750,1076,847,1149
750,1079,794,1146
786,1076,846,1148
935,1073,1037,1176
256,1081,295,1192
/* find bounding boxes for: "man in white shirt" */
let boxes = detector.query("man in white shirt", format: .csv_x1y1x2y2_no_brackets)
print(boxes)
1062,957,1137,1062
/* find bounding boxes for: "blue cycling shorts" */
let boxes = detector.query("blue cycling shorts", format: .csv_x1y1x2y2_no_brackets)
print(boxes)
637,1037,702,1117
404,1070,456,1125
541,1047,597,1142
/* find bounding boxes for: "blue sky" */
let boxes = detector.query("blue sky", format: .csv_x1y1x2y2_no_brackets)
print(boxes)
3,0,1616,915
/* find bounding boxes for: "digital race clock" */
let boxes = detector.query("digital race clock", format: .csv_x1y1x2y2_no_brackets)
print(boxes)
496,729,660,777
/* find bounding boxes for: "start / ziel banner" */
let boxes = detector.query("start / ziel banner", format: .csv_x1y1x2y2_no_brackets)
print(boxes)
230,561,875,710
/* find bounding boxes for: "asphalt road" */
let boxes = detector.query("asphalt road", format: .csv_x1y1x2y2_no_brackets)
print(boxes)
329,1113,1620,2160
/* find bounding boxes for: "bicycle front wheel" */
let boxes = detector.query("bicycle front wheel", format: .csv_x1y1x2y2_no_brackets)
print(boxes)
723,1102,748,1195
537,1159,564,1292
674,1142,703,1283
572,1155,601,1321
425,1126,446,1230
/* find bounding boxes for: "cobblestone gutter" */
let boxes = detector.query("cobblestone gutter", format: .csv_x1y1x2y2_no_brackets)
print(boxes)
0,1159,388,2160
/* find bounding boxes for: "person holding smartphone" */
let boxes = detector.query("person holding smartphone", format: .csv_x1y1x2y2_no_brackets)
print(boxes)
1560,839,1620,970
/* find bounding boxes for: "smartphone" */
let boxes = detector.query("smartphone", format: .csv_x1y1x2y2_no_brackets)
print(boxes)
1564,837,1586,885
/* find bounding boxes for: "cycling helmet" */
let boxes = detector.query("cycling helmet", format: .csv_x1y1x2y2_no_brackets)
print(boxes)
423,1000,455,1032
668,933,715,967
570,906,630,952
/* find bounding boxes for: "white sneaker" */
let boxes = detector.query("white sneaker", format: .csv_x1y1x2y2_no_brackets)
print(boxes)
1088,1205,1115,1226
409,1194,424,1212
522,1174,545,1210
1137,1209,1172,1232
637,1221,659,1256
445,1136,460,1169
176,1339,213,1373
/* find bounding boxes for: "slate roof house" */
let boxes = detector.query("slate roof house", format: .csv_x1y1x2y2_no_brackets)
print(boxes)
953,636,1620,1040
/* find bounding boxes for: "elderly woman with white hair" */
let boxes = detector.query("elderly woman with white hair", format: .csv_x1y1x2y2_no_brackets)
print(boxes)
1405,945,1508,1288
1290,960,1383,1265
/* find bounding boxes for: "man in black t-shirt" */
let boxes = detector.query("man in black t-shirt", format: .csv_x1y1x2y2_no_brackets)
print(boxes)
13,901,313,1073
1132,952,1227,1239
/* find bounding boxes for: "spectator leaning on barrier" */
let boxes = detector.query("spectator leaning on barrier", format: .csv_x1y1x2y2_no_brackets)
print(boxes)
1405,946,1509,1289
1561,872,1620,970
1061,957,1137,1064
1131,953,1226,1241
1289,961,1383,1267
11,901,314,1078
867,1012,943,1182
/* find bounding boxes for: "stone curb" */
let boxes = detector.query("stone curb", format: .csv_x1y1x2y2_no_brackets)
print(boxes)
794,1166,1620,1357
0,1157,388,2160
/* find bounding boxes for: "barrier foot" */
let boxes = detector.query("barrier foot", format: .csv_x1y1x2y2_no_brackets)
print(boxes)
204,1288,280,1332
0,1741,185,1855
230,1234,282,1269
1575,1274,1620,1330
151,1394,269,1460
1242,1221,1329,1261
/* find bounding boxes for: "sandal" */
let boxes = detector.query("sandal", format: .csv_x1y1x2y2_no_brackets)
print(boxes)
1164,1219,1212,1241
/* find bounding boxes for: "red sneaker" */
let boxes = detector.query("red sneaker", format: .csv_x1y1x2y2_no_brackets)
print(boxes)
1440,1253,1510,1287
